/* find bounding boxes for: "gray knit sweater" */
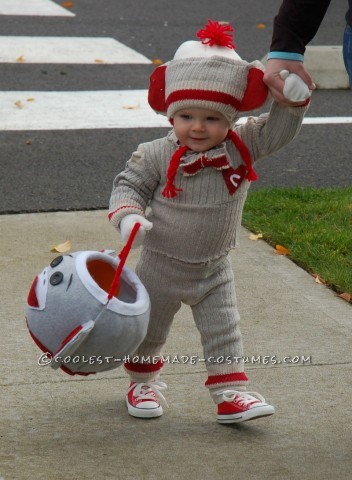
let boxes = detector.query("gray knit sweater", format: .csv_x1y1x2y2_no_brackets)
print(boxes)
109,101,307,263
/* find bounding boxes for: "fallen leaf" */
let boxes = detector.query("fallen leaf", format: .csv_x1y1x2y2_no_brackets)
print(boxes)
338,292,351,302
16,55,25,62
26,98,35,102
249,233,263,241
62,1,73,7
50,240,72,253
256,23,266,29
152,59,164,65
312,274,325,285
14,100,24,109
123,103,140,110
275,244,290,255
94,59,104,63
26,140,33,145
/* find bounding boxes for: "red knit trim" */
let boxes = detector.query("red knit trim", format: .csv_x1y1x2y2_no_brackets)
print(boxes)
294,98,311,107
124,359,164,373
162,145,188,198
205,372,248,386
182,154,229,175
227,130,258,181
108,205,144,220
166,90,241,110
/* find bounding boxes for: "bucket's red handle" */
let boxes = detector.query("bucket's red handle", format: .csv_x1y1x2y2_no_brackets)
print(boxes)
107,222,141,300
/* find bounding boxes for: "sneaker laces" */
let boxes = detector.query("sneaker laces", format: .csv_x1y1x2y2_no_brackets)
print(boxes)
127,380,168,407
216,390,266,407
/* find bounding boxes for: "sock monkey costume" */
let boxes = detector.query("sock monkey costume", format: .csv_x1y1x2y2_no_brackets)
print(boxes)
109,21,309,398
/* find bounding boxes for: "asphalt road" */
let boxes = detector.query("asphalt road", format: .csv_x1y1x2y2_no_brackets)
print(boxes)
0,0,350,214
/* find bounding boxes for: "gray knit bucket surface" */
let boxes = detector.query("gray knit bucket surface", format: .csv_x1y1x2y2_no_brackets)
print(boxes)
26,250,150,375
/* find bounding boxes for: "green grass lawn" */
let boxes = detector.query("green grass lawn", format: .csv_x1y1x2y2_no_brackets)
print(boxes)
242,187,352,299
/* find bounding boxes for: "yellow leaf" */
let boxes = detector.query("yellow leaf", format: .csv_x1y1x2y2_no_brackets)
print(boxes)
152,59,164,65
62,1,74,7
16,55,25,62
249,233,263,241
50,240,72,253
256,23,266,29
312,274,325,285
94,59,104,63
26,98,35,102
26,139,33,145
338,292,351,303
123,103,140,110
275,244,290,255
14,100,24,109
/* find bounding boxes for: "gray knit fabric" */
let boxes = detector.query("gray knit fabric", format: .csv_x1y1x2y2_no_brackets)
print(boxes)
130,249,245,381
109,101,306,264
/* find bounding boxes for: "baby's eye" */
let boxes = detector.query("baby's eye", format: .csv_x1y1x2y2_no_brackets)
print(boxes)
180,114,192,120
207,116,220,122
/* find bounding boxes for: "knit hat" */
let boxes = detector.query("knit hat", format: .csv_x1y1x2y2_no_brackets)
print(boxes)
148,20,268,123
148,20,269,198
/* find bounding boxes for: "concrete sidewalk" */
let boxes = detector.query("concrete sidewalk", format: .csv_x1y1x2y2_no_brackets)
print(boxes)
0,210,351,480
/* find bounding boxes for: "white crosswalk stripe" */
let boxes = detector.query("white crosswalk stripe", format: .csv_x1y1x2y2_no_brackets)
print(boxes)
0,90,168,130
0,0,74,16
0,36,151,64
1,89,352,130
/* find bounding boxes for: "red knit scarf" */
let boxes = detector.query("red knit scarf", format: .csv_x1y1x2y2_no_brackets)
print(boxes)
162,130,257,198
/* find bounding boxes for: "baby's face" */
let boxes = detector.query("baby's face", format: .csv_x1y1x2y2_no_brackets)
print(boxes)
173,108,229,152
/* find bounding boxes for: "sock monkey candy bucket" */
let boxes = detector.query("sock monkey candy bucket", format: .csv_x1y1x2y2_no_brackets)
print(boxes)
26,224,150,375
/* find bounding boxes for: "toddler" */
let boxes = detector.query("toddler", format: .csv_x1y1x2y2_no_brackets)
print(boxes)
109,21,309,423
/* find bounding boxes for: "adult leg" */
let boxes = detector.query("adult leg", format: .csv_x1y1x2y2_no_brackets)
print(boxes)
343,24,352,87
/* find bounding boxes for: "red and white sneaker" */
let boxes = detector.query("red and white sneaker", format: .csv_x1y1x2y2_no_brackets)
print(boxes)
126,381,167,419
216,390,275,424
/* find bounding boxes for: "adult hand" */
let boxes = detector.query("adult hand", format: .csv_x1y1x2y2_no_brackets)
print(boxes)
263,59,316,106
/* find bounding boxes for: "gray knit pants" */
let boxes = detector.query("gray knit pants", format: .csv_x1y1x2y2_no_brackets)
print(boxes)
125,247,249,392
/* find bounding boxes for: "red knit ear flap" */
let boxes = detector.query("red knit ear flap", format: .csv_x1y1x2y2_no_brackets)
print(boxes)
227,130,258,181
238,67,268,112
148,64,167,114
162,145,189,198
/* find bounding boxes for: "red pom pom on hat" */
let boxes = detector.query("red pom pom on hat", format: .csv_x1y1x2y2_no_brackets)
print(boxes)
197,20,236,49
